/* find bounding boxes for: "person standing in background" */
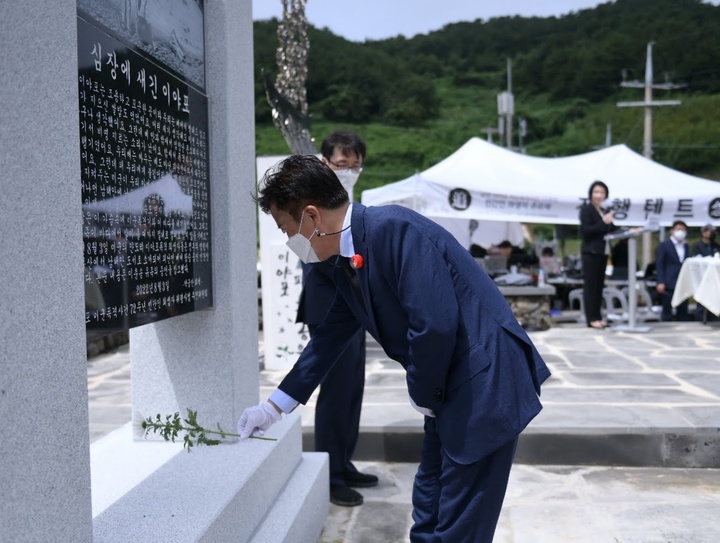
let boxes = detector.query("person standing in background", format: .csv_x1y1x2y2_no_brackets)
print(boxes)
579,180,617,329
691,223,719,258
295,131,374,507
691,223,720,321
656,220,690,322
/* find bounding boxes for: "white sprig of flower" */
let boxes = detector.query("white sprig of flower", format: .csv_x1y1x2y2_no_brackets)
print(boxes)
132,410,148,440
135,408,276,452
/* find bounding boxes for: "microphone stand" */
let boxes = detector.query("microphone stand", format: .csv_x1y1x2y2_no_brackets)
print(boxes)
604,223,658,333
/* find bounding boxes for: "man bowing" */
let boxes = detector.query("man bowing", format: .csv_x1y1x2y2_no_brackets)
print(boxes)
240,155,551,543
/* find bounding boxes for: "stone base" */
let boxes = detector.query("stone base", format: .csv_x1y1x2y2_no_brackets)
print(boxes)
91,414,328,543
499,285,556,331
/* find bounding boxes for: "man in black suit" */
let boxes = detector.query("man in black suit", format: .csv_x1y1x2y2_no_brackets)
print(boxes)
690,223,720,321
656,220,690,321
296,131,375,507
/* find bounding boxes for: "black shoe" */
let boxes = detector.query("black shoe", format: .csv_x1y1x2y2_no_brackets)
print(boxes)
330,484,363,507
343,471,379,488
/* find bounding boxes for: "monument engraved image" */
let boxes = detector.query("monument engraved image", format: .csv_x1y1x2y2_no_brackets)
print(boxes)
77,4,212,336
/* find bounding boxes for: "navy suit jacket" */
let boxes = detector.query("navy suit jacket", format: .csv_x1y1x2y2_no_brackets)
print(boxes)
297,261,337,325
278,204,551,464
656,238,689,290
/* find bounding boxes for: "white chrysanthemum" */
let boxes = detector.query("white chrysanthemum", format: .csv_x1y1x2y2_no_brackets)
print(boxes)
132,411,148,440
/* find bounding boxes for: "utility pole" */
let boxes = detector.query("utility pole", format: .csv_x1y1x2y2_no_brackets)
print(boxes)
518,118,527,154
605,122,612,147
590,123,612,151
480,126,499,143
497,57,514,150
617,41,684,268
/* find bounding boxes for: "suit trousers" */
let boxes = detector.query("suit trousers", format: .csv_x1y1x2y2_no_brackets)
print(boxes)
661,290,688,322
309,324,366,486
581,252,608,323
410,417,518,543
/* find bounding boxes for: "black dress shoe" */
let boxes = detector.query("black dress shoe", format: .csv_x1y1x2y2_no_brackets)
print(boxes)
343,471,379,488
330,484,363,507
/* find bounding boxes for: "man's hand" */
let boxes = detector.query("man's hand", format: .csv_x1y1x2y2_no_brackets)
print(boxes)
237,401,282,439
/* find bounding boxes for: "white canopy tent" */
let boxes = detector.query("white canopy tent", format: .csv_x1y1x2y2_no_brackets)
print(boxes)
361,137,720,249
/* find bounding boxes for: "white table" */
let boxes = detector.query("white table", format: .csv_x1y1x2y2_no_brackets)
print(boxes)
671,256,720,316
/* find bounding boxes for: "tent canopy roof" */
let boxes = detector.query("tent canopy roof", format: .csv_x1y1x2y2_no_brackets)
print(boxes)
362,137,720,226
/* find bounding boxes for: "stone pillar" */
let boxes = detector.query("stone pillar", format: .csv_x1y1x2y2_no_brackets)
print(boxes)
0,1,93,542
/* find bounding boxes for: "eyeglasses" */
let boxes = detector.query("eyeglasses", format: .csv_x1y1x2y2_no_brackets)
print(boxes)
327,158,363,174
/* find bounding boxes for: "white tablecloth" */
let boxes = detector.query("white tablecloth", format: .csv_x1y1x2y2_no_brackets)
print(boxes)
671,256,720,316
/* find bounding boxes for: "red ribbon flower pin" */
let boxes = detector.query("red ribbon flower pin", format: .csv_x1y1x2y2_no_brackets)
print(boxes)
350,254,364,269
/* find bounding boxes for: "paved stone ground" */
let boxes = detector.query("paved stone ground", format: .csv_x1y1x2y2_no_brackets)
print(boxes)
318,462,720,543
88,321,720,542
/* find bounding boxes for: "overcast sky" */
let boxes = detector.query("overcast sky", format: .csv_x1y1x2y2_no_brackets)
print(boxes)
252,0,720,42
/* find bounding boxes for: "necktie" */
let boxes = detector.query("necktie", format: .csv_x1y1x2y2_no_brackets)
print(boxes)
339,257,365,311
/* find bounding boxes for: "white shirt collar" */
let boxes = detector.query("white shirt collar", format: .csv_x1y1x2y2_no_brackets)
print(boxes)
339,203,355,257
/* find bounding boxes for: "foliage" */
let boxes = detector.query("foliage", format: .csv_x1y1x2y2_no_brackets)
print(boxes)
253,0,720,190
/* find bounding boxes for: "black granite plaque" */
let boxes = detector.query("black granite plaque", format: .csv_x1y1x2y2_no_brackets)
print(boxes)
77,13,212,337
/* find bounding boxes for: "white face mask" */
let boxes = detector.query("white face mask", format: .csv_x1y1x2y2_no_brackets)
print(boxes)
286,211,321,264
334,169,360,198
672,229,687,242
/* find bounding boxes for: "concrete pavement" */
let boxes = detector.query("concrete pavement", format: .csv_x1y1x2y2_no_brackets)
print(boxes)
88,321,720,542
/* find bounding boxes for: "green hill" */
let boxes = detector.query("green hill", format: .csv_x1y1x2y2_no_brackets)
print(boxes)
254,0,720,195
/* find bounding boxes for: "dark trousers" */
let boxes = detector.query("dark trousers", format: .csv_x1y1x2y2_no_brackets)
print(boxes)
696,303,719,322
661,290,688,322
309,324,366,486
582,253,608,323
410,417,517,543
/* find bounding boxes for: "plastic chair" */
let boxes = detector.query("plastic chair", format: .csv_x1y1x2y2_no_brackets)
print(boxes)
568,288,585,323
602,287,629,323
621,285,661,322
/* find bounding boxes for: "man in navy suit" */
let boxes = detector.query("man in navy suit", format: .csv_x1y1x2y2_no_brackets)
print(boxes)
296,131,374,507
240,155,551,542
656,220,690,321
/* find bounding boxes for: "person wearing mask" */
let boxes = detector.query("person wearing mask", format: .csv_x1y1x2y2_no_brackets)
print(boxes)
690,223,719,321
240,155,550,543
656,220,690,321
579,180,617,329
295,130,374,507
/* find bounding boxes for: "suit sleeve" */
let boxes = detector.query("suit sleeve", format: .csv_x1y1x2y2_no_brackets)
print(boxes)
579,204,614,235
278,284,364,405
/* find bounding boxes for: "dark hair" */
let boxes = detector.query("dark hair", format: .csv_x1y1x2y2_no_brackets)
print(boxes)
671,220,688,230
588,180,609,200
497,240,513,249
541,246,555,257
320,130,367,161
255,155,349,221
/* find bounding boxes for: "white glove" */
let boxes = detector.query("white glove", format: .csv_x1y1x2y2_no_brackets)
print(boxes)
409,395,435,418
237,401,282,439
